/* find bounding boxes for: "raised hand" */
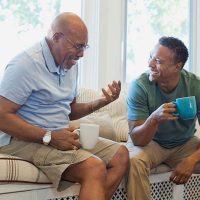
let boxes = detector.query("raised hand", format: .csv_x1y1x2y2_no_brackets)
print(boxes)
101,80,121,103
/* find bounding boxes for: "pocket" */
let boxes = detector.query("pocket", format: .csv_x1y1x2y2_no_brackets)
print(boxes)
32,146,54,166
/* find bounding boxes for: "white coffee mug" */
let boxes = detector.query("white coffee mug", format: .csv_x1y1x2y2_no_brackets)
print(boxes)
74,123,99,149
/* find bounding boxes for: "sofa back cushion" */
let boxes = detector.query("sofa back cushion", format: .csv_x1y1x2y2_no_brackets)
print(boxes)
70,113,116,141
76,86,129,142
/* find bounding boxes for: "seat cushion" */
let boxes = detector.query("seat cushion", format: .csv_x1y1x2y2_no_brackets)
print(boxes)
0,154,50,183
150,164,171,174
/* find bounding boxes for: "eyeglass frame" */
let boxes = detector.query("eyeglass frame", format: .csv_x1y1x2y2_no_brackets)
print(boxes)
60,33,89,51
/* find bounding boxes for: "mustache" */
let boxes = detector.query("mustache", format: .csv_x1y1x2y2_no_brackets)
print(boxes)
60,55,79,69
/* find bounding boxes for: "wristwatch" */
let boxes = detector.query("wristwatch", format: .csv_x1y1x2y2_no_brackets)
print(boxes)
43,131,52,145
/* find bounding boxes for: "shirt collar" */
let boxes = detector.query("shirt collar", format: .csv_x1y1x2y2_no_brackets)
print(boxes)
41,38,66,75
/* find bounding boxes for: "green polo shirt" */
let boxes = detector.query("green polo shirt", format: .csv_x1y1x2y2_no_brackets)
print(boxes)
127,69,200,148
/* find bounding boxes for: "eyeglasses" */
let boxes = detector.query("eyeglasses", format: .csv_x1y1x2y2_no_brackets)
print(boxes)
61,33,89,51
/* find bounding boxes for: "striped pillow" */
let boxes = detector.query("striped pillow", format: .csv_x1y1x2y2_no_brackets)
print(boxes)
0,154,50,183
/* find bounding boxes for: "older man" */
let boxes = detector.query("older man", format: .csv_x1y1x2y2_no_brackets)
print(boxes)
0,12,129,200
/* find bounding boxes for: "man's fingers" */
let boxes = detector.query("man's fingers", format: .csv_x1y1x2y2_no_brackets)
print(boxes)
108,84,116,94
113,80,121,91
170,174,190,185
101,80,121,102
102,88,111,99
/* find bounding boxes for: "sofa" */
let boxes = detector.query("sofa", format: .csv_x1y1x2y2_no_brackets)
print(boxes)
1,85,200,200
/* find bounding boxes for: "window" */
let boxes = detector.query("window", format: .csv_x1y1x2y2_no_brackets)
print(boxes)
1,1,199,90
0,0,81,80
125,0,190,82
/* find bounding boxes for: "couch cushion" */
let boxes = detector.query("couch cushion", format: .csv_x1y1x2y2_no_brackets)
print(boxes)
77,88,100,102
76,86,129,142
150,164,171,174
0,154,50,183
70,113,116,141
104,96,129,142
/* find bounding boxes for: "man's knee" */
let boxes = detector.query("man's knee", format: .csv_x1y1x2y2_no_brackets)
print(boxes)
62,156,107,183
119,145,129,165
109,145,129,169
129,155,150,175
80,157,107,180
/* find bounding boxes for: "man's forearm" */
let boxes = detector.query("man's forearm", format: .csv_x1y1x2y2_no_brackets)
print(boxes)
69,98,108,120
130,115,158,146
0,113,45,143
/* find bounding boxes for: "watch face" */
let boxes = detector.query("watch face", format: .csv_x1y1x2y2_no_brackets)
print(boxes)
43,131,51,145
44,135,51,143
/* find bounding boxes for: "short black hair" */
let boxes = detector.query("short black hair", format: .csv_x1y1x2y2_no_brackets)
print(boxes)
159,36,189,67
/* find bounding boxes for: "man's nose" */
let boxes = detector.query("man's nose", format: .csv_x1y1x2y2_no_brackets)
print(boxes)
148,58,156,68
77,49,84,57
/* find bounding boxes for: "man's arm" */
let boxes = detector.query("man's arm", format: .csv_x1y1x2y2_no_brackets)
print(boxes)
129,103,177,146
128,118,158,146
69,80,121,120
0,96,81,151
0,96,45,142
69,98,107,120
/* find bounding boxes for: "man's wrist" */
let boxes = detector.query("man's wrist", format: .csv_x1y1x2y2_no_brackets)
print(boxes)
42,130,52,145
149,113,159,125
90,98,108,113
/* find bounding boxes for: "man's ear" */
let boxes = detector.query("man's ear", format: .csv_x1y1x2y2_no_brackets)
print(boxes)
175,62,183,71
52,32,63,42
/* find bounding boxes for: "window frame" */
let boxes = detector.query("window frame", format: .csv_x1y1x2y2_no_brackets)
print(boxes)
81,0,200,89
1,1,199,90
81,0,126,90
189,0,200,74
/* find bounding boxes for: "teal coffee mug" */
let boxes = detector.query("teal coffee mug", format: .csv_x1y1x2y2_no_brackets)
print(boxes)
173,96,197,120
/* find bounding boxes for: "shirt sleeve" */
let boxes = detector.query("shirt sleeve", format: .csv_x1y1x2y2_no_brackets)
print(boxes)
127,80,150,120
0,53,36,105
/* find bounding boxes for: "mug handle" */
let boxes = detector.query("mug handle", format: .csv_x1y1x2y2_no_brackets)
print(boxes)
172,101,179,117
73,128,80,135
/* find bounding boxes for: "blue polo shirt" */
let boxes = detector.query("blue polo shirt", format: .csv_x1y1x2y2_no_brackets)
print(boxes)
127,70,200,148
0,38,78,146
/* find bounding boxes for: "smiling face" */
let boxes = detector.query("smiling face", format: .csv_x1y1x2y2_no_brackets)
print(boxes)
47,12,89,70
56,30,88,69
148,44,180,84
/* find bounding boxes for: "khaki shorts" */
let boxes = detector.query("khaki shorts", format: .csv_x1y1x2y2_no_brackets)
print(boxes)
0,137,121,191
